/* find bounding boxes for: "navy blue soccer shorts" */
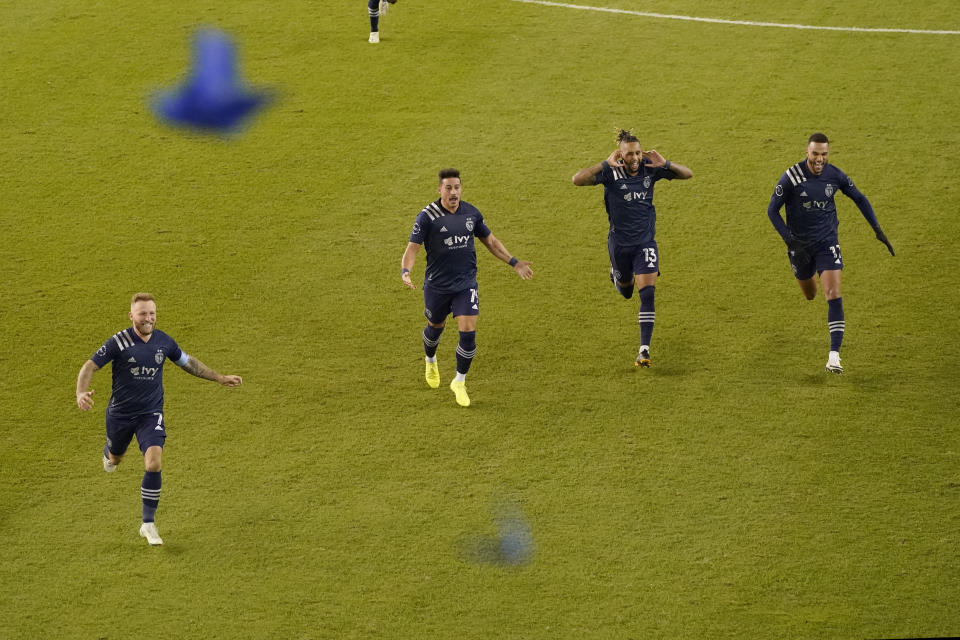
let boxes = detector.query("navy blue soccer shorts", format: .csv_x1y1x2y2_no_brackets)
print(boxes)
609,239,660,282
105,411,166,455
423,287,479,323
789,238,843,281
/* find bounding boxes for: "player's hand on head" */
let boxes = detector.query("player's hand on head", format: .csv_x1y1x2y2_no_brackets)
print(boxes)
514,261,533,280
77,389,95,411
606,149,624,167
642,149,666,166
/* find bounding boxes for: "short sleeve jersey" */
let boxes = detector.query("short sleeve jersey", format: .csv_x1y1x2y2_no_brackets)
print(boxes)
595,160,675,246
408,199,492,294
769,160,865,246
90,328,183,417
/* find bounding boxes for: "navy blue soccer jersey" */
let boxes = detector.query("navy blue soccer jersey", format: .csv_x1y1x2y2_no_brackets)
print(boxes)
595,160,675,246
768,161,868,246
90,328,185,417
409,199,492,294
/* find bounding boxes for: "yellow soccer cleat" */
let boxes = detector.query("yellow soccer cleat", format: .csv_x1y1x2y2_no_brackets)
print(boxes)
425,360,440,388
449,379,470,407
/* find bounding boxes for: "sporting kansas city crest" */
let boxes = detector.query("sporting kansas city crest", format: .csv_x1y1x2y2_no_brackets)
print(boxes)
155,350,164,364
643,176,651,189
825,184,835,197
465,218,474,232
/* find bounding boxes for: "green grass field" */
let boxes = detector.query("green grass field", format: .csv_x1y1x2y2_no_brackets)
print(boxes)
2,1,959,638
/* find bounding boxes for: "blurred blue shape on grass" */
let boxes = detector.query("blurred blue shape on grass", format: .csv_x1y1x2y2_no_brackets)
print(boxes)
151,28,271,133
496,508,535,566
459,495,535,567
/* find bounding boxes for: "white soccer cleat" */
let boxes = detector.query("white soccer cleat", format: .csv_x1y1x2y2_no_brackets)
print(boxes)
368,32,380,44
825,351,843,374
103,455,117,473
139,522,163,546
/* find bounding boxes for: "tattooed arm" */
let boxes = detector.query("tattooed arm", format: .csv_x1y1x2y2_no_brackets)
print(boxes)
76,359,100,410
181,355,243,387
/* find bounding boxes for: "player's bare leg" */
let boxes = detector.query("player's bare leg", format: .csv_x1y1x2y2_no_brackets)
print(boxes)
820,270,842,301
797,276,817,300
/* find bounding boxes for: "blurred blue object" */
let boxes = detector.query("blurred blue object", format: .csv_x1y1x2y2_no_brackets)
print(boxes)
495,501,535,566
458,495,535,567
152,28,270,132
497,516,534,566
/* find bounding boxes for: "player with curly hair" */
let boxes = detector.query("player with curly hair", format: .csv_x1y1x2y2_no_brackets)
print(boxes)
572,129,693,367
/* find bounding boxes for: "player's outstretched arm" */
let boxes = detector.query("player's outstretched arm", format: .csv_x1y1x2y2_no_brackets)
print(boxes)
642,150,693,179
401,241,421,289
478,234,533,280
76,359,100,411
181,356,242,387
572,149,623,186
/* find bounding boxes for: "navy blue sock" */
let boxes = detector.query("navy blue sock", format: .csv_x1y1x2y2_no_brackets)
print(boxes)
423,325,444,358
368,0,379,31
141,471,162,523
827,297,844,352
456,331,476,375
638,286,655,346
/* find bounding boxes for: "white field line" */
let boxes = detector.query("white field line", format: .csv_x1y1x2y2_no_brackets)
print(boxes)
511,0,960,35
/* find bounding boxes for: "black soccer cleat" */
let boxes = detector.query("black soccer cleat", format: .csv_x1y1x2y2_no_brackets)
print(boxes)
635,346,651,368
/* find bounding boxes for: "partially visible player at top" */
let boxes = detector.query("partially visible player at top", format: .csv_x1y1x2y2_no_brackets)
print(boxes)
401,168,533,407
367,0,397,44
572,128,693,368
767,132,895,374
75,293,243,546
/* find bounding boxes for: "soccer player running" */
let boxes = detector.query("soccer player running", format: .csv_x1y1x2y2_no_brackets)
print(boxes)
367,0,397,43
401,168,533,407
75,293,242,546
767,132,895,374
572,129,693,367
